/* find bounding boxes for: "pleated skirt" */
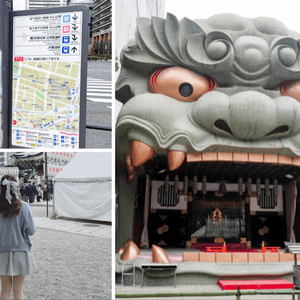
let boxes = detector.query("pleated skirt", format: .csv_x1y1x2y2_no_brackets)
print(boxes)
0,250,36,276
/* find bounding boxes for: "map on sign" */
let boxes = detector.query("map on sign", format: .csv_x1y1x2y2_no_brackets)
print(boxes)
11,11,84,148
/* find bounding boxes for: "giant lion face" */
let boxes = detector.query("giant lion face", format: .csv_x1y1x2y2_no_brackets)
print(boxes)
116,13,300,178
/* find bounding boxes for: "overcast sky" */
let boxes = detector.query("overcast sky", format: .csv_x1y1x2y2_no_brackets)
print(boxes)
165,0,300,32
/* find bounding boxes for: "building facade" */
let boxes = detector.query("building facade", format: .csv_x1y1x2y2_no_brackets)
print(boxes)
91,0,112,57
0,153,16,167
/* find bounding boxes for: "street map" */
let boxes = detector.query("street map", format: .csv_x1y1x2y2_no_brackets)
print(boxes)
11,11,84,148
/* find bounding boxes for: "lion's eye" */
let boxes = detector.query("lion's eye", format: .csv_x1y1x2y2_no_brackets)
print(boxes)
276,80,300,102
148,67,217,102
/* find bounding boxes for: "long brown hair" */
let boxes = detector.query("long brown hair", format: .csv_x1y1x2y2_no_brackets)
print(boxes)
0,175,22,218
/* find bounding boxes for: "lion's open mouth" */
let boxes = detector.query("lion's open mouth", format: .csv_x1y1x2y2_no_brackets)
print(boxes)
125,140,300,183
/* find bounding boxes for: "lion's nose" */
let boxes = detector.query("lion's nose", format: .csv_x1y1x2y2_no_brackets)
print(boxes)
190,91,299,140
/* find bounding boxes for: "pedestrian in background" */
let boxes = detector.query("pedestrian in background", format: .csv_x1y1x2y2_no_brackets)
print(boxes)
0,175,36,300
36,184,42,202
25,184,30,203
20,186,26,202
31,183,37,203
27,184,34,204
43,183,48,201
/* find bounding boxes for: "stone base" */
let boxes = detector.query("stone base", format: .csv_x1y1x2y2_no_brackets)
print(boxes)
116,254,294,286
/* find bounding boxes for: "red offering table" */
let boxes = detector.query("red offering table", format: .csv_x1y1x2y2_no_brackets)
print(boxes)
218,279,294,290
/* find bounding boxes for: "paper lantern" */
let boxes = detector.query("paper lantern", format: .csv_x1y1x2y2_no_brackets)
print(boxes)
256,178,261,196
183,175,188,194
202,176,207,195
193,176,198,194
174,175,179,194
238,177,243,196
247,178,252,196
265,179,270,196
273,179,278,196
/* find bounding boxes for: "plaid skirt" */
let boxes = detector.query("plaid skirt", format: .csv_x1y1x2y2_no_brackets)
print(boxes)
0,250,36,276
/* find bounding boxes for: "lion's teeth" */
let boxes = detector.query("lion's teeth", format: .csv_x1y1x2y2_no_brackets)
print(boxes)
130,140,155,167
126,155,135,174
125,155,136,182
168,150,186,170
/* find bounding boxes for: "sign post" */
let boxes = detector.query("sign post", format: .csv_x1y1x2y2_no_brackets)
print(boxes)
1,1,12,148
10,5,89,148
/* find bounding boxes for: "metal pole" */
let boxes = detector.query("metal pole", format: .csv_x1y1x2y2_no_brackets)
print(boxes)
45,152,48,217
2,0,12,148
51,153,56,219
51,181,57,219
236,287,241,300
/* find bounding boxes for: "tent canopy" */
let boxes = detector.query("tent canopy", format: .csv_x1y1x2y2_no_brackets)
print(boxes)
54,152,111,182
53,152,112,222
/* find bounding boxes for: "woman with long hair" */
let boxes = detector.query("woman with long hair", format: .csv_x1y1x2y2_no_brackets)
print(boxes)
0,175,36,300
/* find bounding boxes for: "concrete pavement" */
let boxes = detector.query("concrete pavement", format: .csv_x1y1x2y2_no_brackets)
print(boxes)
29,201,112,238
34,217,111,238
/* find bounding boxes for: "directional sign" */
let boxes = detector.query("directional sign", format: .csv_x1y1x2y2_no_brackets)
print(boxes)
72,14,79,21
10,6,88,149
72,34,78,41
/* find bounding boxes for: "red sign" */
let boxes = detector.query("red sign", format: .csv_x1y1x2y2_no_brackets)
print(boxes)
13,120,17,125
14,57,23,62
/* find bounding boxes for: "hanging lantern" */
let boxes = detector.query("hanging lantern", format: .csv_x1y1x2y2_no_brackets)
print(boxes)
256,178,261,196
184,175,188,195
274,179,278,207
273,179,278,197
174,175,179,194
265,179,270,196
202,176,207,195
218,181,227,194
193,176,198,194
238,177,243,196
164,175,169,193
247,178,252,196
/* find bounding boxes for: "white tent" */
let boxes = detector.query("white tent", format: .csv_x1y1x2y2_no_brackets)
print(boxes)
53,152,112,222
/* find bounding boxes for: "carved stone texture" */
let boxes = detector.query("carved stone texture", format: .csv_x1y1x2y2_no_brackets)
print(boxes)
116,13,300,169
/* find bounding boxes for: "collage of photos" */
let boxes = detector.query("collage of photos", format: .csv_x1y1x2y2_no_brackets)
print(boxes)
2,1,113,300
3,0,300,299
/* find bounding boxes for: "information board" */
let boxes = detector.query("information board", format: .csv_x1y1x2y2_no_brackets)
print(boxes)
10,6,88,148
